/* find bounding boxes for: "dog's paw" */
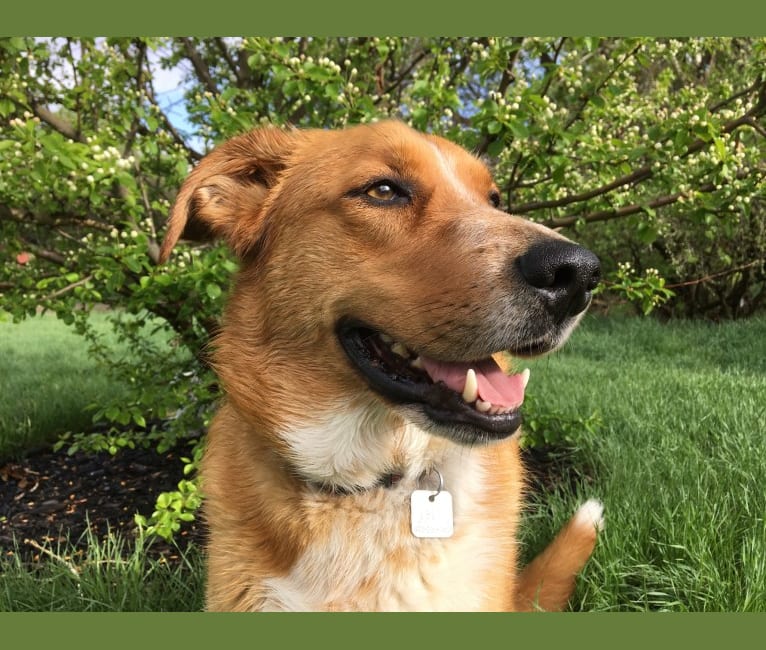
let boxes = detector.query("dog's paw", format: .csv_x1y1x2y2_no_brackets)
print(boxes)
574,498,605,533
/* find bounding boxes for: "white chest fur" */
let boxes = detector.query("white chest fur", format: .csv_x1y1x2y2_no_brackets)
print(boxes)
260,450,500,611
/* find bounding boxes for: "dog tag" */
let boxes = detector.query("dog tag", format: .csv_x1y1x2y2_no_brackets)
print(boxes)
410,489,454,538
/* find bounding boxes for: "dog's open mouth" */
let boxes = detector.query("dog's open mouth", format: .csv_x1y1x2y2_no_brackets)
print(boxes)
337,322,530,440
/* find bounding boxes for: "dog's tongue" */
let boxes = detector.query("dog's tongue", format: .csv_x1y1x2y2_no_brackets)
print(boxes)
420,356,525,408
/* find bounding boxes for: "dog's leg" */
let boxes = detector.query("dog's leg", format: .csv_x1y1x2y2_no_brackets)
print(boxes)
516,499,604,611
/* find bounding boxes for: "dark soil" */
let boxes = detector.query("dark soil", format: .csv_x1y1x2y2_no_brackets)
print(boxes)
0,445,206,564
0,440,578,566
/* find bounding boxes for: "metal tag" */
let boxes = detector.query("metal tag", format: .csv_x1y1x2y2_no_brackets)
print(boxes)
410,489,454,538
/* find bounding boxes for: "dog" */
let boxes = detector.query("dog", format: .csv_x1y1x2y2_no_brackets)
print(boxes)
159,120,603,611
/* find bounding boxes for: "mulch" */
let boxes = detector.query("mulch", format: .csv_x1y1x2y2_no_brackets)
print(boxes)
0,440,574,567
0,445,207,565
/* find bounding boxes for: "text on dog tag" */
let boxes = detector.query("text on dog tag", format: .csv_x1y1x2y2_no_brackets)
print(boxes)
410,489,454,538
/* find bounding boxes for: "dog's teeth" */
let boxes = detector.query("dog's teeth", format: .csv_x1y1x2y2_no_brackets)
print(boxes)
379,333,393,344
462,368,478,403
521,368,531,389
410,356,424,369
475,399,492,413
391,342,409,357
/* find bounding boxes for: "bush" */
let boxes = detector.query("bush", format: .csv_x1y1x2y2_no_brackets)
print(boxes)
2,37,764,537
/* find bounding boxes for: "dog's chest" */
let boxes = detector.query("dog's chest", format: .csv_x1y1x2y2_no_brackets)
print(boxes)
260,460,505,611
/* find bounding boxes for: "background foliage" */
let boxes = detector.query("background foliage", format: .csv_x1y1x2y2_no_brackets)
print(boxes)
1,37,765,536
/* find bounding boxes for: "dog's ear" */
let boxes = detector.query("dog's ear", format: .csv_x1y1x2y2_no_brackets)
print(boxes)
159,127,297,262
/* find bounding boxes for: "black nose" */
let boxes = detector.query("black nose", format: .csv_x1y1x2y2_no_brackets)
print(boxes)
517,240,601,323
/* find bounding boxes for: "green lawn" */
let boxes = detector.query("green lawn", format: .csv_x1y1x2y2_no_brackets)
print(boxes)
1,313,765,611
520,314,766,611
0,311,135,461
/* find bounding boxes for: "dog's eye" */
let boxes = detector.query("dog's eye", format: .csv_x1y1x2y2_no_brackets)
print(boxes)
489,190,501,208
365,181,408,203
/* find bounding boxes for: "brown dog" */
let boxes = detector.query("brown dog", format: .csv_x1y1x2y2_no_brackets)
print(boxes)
160,120,603,611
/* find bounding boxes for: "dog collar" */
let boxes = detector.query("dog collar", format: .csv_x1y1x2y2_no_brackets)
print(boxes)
308,472,404,496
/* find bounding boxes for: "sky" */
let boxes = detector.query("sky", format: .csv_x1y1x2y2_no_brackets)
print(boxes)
148,50,201,151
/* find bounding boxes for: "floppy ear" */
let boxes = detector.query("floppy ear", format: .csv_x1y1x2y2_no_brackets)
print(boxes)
159,127,298,262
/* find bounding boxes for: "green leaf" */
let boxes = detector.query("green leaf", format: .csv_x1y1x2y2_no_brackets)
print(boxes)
584,37,599,52
713,137,727,162
508,121,529,139
104,405,120,421
487,139,505,157
636,221,659,244
0,99,16,117
206,283,222,299
123,257,142,274
486,120,503,135
589,94,605,109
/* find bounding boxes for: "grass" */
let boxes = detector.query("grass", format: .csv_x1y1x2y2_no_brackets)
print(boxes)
0,528,204,611
2,312,765,611
0,311,133,461
519,314,766,611
0,311,203,612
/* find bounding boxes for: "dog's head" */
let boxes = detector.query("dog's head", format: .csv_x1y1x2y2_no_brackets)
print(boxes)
161,120,599,449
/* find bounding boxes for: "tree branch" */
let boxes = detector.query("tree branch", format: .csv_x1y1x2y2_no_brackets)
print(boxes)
35,249,68,266
708,75,763,113
541,182,718,229
665,259,765,289
29,103,85,143
120,39,148,158
745,116,766,138
538,37,567,100
12,231,69,266
476,38,524,156
214,37,246,86
512,85,766,215
144,83,203,161
379,48,430,100
2,204,111,232
516,166,653,214
180,37,219,96
563,42,642,130
42,274,93,302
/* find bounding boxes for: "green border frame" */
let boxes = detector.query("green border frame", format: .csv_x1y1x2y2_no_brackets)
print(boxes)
3,612,765,647
2,1,766,645
3,0,766,36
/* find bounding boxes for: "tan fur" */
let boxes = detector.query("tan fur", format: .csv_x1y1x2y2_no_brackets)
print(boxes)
161,120,601,611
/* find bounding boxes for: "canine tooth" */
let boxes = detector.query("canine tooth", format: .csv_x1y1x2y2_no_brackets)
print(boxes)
391,342,409,357
521,368,531,389
379,333,393,344
410,356,424,369
476,399,492,413
462,368,478,403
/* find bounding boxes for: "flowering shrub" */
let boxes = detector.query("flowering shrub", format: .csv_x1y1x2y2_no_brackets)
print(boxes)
598,262,675,315
2,37,765,537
